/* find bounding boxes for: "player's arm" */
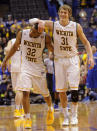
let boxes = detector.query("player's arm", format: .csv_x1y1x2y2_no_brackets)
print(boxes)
45,34,54,53
2,31,22,71
29,18,53,33
77,23,94,68
38,20,53,33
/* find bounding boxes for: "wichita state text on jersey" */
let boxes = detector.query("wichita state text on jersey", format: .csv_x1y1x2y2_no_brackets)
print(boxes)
21,29,46,76
53,21,78,58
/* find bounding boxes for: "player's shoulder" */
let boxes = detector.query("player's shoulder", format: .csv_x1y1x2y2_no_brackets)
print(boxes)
22,29,30,35
70,20,76,24
69,21,77,27
54,20,60,26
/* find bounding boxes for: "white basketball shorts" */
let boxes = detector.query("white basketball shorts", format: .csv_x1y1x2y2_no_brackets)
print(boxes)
54,55,80,92
17,72,50,97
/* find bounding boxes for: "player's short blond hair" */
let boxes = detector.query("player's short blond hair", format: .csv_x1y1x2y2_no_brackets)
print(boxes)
58,4,72,17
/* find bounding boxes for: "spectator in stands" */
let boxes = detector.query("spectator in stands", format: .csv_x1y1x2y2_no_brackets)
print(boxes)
78,9,88,28
92,8,97,18
89,17,96,29
92,8,97,24
6,28,10,41
6,15,13,29
0,27,6,38
0,44,4,61
80,16,88,29
1,37,7,49
93,26,97,46
21,19,27,29
9,25,17,40
79,8,87,18
13,19,21,30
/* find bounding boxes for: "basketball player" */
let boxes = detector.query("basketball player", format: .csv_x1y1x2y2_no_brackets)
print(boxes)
29,4,94,125
2,23,54,129
4,38,24,118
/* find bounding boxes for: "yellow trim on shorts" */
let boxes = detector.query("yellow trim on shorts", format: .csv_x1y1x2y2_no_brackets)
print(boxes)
57,87,78,91
57,88,65,90
71,87,78,88
56,87,67,91
16,87,30,90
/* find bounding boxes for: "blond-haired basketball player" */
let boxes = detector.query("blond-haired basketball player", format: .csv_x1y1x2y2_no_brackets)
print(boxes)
2,23,54,129
4,38,24,118
30,4,94,125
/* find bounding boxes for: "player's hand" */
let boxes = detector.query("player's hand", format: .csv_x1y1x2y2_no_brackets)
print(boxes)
38,20,45,33
88,57,94,69
1,60,7,73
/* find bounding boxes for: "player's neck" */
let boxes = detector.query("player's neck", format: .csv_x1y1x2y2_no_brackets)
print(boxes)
59,19,70,27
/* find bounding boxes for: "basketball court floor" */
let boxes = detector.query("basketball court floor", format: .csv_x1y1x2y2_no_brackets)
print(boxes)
0,101,97,131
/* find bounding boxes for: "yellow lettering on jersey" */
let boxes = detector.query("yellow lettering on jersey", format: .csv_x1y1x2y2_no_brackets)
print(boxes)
24,40,41,48
26,56,37,62
56,30,73,36
60,46,72,51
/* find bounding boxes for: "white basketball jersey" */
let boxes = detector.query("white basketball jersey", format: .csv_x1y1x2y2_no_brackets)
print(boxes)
11,38,21,72
53,21,78,58
21,29,46,76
